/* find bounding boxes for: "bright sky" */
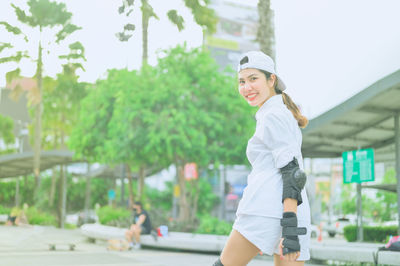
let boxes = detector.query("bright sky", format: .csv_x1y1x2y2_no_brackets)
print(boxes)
1,0,399,119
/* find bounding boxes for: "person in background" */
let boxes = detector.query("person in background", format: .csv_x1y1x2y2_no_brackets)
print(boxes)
125,201,152,250
6,207,20,226
6,203,29,226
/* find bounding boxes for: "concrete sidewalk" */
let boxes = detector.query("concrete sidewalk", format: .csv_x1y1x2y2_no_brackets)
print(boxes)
0,225,321,266
1,225,399,265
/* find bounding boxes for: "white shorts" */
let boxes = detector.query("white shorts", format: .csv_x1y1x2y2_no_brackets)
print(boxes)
232,214,310,261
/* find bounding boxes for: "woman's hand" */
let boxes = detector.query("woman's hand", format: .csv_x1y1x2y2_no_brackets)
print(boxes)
279,238,300,261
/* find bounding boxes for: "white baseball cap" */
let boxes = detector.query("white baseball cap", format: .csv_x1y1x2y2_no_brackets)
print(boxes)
237,51,286,92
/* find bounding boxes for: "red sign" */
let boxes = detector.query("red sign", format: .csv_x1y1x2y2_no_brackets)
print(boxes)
184,163,198,180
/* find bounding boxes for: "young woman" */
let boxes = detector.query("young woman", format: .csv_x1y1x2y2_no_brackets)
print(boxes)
125,201,152,250
213,51,311,266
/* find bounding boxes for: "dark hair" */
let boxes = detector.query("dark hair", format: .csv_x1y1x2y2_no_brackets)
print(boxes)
260,70,308,128
134,201,142,207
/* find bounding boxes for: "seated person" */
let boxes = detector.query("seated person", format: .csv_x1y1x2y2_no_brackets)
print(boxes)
125,201,152,250
6,207,21,226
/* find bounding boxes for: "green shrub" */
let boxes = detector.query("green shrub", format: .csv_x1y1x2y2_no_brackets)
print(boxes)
96,206,131,227
0,181,17,205
65,223,77,229
196,215,232,236
25,207,57,226
343,225,357,242
344,225,398,243
0,205,11,214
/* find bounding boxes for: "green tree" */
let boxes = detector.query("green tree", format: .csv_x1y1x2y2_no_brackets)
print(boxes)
116,0,217,65
152,45,253,222
69,69,138,203
70,67,165,204
0,114,15,153
105,66,168,201
0,0,82,199
71,45,254,224
41,42,87,225
257,0,275,60
341,183,356,215
376,168,397,221
68,70,119,163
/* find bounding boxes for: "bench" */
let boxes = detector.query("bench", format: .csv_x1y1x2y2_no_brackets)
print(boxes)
310,242,400,265
0,214,8,223
80,223,226,252
81,224,400,265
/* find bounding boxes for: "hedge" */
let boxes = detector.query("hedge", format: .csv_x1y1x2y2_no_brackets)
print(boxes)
96,206,131,227
344,225,398,243
196,215,232,236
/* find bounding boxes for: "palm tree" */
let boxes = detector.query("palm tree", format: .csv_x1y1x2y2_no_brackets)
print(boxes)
257,0,275,60
116,0,217,66
0,0,81,199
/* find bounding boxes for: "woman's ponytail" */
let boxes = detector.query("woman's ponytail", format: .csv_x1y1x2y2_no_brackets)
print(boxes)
260,70,308,128
281,91,308,128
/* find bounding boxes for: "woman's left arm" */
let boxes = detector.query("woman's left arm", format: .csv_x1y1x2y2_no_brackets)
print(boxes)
260,112,307,261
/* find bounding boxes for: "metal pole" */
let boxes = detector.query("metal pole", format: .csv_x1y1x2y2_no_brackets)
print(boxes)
61,165,67,228
355,145,364,242
329,159,334,225
395,113,400,235
356,182,363,241
84,164,91,223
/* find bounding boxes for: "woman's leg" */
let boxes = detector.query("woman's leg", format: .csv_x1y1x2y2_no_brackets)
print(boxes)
125,225,135,243
273,254,305,266
219,229,260,266
132,225,142,243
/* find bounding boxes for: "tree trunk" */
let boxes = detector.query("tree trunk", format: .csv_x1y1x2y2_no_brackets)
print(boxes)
126,165,135,205
33,40,43,201
15,177,20,207
120,164,125,207
138,165,145,201
177,163,189,222
257,0,276,61
190,178,199,224
84,164,91,223
111,176,117,207
141,0,149,66
57,165,65,228
49,136,59,206
49,167,56,206
58,120,68,227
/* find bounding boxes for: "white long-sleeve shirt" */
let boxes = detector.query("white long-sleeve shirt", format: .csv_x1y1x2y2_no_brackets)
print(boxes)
236,94,311,222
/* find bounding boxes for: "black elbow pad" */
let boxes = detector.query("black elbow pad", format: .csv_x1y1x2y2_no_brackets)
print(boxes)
280,158,307,205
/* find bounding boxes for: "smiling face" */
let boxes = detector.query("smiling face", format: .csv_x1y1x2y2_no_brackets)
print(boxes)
238,68,277,107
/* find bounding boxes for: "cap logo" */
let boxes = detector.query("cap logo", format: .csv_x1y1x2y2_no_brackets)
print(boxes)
240,56,249,65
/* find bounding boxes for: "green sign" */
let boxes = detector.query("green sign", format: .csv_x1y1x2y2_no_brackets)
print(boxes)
342,148,375,183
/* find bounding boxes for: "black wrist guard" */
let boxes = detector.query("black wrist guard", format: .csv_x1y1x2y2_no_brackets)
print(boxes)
281,212,307,255
280,158,307,205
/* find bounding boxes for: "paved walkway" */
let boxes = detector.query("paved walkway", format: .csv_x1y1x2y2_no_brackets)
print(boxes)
0,225,322,266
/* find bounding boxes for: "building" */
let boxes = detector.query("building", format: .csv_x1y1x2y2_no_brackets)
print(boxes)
206,0,259,71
